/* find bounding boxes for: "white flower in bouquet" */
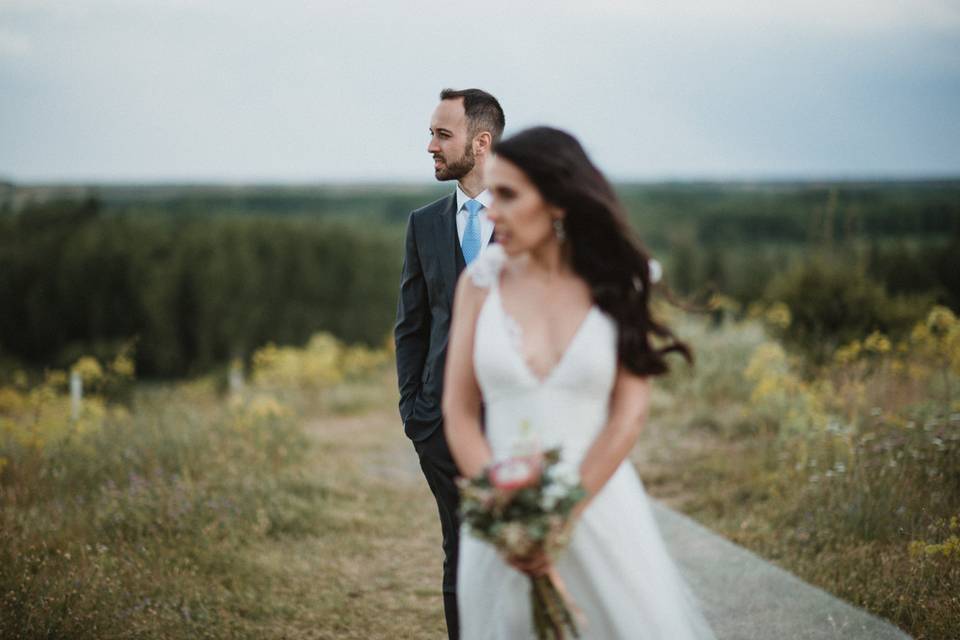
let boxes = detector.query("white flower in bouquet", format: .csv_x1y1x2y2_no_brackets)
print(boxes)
457,442,588,639
546,461,580,488
540,479,569,511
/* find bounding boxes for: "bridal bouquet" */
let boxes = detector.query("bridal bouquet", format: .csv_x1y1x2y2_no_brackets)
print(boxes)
457,446,587,639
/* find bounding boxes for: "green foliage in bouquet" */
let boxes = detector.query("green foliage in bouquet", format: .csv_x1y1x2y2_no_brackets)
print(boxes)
458,448,585,556
458,447,587,639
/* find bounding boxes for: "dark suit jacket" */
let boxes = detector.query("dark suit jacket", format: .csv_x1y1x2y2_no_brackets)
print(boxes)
395,193,490,442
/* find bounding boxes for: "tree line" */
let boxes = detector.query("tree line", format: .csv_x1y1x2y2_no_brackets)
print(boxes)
0,198,401,377
1,181,957,377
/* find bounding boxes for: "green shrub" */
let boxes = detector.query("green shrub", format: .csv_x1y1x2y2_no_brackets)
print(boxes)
764,257,930,362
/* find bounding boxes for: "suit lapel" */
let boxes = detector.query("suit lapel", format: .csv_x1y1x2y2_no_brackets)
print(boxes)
433,195,497,306
432,194,459,306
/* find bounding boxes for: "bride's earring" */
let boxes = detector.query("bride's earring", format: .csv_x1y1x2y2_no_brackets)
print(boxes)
553,218,566,242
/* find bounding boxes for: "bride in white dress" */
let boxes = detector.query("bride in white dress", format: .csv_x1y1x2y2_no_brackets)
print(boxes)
442,127,715,639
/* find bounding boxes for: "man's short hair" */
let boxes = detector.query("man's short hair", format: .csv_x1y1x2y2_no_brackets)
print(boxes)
440,88,506,144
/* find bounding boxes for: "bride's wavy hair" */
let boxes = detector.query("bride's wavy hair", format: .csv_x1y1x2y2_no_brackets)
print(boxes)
493,126,693,376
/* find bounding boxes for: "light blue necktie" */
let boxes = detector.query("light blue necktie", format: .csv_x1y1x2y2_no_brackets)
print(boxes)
461,199,482,265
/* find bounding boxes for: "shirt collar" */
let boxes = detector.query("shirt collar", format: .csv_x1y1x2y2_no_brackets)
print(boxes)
455,184,492,212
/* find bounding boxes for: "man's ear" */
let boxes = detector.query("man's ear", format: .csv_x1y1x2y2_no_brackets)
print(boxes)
473,131,493,156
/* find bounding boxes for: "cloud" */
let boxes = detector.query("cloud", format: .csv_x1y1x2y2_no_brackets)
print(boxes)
0,27,31,58
548,0,960,32
0,0,957,180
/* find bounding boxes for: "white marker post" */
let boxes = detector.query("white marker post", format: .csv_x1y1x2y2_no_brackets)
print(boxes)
70,370,83,420
229,360,245,395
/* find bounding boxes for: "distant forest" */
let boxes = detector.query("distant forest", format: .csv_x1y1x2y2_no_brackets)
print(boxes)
1,181,957,376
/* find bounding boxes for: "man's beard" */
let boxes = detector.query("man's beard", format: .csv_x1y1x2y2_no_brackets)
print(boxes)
434,142,475,181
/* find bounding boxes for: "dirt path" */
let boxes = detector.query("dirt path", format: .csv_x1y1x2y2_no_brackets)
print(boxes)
235,407,449,640
270,406,910,640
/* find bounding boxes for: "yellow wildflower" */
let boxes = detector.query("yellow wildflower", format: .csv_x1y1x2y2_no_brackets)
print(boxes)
765,302,792,329
71,357,104,384
0,387,26,415
44,370,68,388
863,331,891,355
708,293,742,314
110,354,135,378
247,394,290,420
927,305,958,336
745,302,767,320
745,342,787,382
834,340,862,365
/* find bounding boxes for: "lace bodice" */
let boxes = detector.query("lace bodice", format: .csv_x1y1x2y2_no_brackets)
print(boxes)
468,245,619,462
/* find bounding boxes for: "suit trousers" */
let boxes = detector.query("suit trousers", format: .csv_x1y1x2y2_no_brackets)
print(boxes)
413,424,461,640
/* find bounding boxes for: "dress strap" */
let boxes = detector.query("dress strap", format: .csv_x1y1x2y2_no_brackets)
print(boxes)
466,244,506,289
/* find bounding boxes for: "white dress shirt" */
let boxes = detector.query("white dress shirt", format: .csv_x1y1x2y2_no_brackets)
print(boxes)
455,185,494,254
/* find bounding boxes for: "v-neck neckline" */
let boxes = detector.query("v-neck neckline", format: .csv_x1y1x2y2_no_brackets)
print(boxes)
492,273,597,387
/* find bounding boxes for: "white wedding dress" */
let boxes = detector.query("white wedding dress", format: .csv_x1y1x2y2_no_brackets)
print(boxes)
457,245,715,640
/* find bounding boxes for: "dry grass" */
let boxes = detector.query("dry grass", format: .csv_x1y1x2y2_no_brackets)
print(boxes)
632,312,960,640
1,369,451,639
269,408,448,640
5,309,957,638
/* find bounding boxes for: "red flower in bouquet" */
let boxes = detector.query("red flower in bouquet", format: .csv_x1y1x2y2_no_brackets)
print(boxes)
488,453,543,491
459,446,587,639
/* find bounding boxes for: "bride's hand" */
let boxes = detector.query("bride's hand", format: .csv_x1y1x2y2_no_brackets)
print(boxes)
559,500,588,540
505,548,551,576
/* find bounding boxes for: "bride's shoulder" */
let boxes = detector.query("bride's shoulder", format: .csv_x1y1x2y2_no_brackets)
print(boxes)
465,244,507,289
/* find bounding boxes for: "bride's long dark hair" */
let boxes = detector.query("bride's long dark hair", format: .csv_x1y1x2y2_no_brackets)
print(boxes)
493,126,692,376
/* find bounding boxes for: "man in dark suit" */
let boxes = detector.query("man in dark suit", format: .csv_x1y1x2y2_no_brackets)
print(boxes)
394,88,505,640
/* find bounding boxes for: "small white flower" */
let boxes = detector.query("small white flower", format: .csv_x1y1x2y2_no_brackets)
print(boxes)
546,462,580,488
540,482,568,511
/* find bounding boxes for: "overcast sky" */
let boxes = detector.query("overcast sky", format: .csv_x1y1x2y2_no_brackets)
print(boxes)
1,0,958,182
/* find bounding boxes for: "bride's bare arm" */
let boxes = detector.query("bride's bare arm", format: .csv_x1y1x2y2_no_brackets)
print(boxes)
577,366,651,507
442,272,493,478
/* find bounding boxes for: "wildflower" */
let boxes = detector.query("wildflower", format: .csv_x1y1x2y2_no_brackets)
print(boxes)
247,395,290,420
863,331,891,354
764,302,792,329
927,305,958,336
0,387,26,414
110,354,135,378
834,340,862,365
745,342,788,382
71,357,103,384
44,370,68,388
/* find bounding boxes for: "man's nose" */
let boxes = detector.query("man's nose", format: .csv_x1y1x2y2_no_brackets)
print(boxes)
427,137,440,154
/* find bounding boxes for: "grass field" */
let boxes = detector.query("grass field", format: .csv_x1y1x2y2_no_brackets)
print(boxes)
2,309,958,638
0,386,450,639
0,342,449,639
634,308,960,640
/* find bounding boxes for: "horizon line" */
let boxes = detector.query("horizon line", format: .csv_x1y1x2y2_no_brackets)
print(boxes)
3,174,960,189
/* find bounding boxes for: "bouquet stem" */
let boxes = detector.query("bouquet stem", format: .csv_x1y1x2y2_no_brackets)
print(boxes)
529,569,582,640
